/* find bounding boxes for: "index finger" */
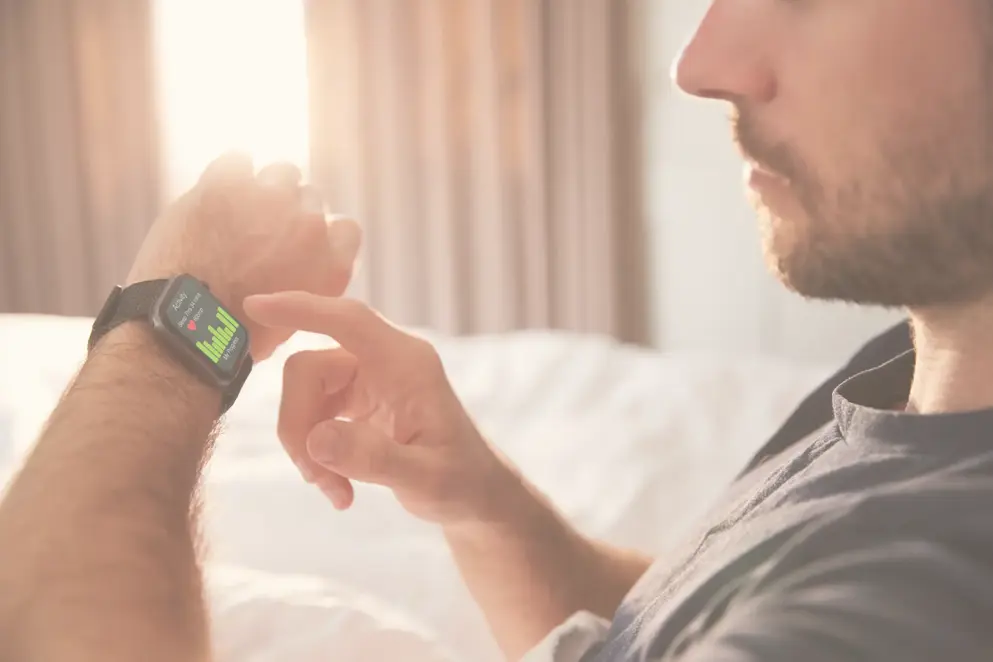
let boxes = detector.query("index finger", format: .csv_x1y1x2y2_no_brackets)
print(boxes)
243,292,406,359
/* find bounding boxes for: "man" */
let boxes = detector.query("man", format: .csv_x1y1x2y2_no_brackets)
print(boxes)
3,0,993,660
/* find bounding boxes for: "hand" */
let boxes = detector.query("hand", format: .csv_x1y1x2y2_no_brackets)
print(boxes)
126,152,362,361
242,291,517,527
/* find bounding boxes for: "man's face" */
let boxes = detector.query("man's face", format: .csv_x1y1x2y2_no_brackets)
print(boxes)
673,0,993,307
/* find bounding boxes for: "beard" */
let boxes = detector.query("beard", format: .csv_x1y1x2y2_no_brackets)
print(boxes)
734,103,993,309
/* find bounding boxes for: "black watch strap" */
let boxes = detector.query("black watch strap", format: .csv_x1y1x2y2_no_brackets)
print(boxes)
88,279,252,414
88,279,170,352
222,353,253,414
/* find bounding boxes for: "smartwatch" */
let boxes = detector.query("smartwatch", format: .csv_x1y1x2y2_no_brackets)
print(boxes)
88,274,253,414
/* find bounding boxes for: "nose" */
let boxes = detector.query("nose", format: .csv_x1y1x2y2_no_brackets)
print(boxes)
672,2,776,104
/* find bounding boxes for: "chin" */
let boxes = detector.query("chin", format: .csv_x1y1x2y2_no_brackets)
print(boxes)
756,203,807,261
757,217,857,303
763,237,965,308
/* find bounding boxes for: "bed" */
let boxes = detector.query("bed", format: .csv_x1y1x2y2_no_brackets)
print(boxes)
0,313,833,662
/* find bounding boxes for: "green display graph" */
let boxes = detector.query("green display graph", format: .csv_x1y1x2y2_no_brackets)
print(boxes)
196,308,239,364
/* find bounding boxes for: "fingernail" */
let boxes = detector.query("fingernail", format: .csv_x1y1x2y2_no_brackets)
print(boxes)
301,186,326,216
242,294,261,308
243,293,271,306
328,217,362,263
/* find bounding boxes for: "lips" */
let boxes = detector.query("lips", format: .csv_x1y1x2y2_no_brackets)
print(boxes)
745,162,791,193
747,160,786,179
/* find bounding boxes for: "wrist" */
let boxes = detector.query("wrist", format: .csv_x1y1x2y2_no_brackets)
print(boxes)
125,269,269,361
443,447,577,545
93,321,223,415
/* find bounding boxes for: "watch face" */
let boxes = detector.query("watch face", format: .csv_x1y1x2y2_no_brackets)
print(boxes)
161,276,248,378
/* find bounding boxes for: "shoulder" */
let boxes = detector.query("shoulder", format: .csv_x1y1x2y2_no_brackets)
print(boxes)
663,474,993,661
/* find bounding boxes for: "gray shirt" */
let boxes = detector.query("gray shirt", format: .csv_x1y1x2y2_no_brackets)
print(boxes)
533,322,993,662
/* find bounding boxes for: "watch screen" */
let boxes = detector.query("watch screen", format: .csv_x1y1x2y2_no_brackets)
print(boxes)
163,277,247,376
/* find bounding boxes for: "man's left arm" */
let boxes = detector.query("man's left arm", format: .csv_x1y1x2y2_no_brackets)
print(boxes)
0,153,360,662
0,324,221,662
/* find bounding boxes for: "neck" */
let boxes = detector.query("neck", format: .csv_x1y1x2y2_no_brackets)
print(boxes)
908,294,993,414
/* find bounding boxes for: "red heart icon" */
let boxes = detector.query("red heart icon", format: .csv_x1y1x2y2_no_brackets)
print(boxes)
187,321,197,331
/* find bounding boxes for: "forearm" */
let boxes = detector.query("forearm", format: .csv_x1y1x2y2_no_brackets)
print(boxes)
443,459,652,661
0,323,219,662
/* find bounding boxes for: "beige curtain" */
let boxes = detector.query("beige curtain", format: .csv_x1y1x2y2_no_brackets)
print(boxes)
306,0,649,343
0,0,160,316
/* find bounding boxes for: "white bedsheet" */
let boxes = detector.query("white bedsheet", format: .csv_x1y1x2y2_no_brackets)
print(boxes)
0,314,833,661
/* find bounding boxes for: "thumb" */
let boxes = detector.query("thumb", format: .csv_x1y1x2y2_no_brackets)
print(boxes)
306,419,423,488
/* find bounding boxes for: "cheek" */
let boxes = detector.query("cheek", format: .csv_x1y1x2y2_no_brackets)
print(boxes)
773,0,989,202
783,85,986,227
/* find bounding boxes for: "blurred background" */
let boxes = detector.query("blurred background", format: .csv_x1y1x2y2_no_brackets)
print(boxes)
0,0,902,364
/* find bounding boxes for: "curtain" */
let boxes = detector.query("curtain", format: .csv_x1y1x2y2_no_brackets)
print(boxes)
305,0,649,343
0,0,160,316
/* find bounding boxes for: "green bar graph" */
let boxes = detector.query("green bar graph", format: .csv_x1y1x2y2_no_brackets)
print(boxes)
209,325,231,343
197,341,220,363
217,307,239,330
194,309,239,365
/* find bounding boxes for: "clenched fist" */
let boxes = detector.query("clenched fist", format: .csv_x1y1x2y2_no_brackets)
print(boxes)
127,152,362,361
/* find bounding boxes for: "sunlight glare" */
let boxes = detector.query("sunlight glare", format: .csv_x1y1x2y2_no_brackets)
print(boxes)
154,0,310,198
